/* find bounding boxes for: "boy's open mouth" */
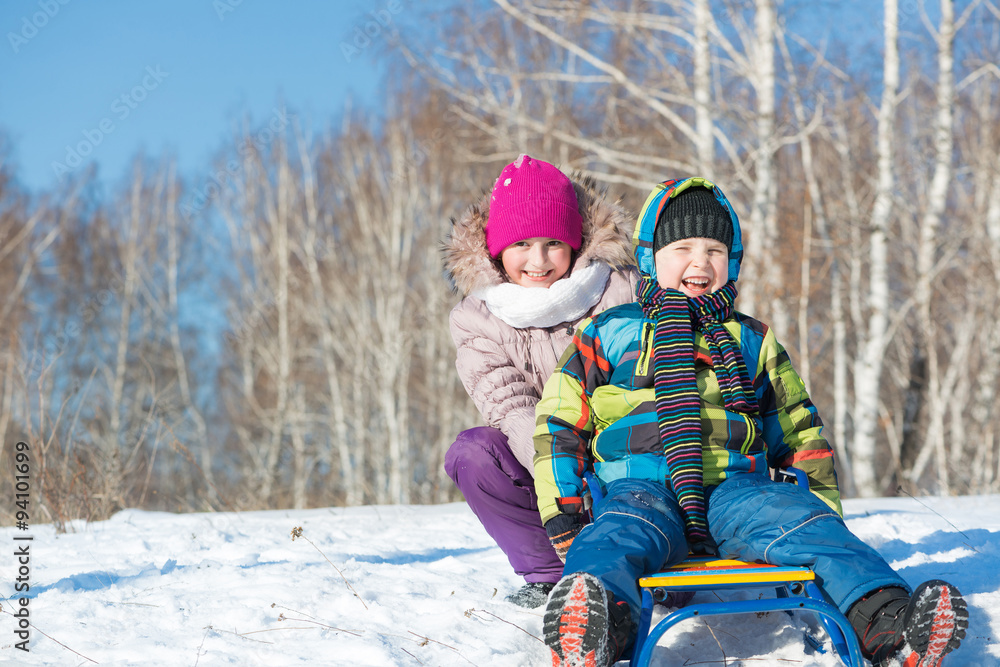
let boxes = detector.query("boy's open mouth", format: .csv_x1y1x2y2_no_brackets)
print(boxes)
682,277,710,292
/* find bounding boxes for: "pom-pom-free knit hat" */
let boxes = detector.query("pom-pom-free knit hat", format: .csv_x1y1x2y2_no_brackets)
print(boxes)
653,186,732,253
486,154,583,258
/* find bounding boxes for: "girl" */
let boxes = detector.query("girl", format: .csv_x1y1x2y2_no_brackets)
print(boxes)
443,154,637,607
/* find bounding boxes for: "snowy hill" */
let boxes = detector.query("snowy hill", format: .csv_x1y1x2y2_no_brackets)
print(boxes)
2,495,998,666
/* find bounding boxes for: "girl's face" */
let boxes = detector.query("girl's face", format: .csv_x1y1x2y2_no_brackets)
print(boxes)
500,237,573,288
653,237,729,297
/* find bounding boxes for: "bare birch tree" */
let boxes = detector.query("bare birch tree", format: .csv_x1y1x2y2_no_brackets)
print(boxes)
850,0,899,496
737,0,785,333
896,0,956,493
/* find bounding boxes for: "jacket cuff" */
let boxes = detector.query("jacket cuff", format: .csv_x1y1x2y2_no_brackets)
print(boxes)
555,496,585,515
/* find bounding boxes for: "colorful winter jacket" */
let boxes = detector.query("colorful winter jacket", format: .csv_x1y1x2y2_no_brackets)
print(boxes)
446,173,640,472
533,177,842,525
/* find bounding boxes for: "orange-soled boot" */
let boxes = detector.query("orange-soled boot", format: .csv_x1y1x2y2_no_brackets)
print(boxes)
849,580,968,667
543,572,631,667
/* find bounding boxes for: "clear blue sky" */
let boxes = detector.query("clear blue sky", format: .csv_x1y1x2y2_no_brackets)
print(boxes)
0,0,427,193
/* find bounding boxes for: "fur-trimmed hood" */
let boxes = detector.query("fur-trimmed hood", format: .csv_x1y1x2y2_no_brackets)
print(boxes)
444,174,636,296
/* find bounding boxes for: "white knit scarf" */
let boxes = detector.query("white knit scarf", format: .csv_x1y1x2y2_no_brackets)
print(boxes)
472,261,612,329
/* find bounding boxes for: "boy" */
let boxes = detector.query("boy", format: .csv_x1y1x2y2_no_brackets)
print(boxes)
533,178,969,667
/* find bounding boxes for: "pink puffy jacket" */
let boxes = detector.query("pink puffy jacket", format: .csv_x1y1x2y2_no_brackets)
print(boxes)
444,175,639,472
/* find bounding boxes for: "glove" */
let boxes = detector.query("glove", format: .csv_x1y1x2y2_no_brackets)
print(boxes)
688,535,719,556
545,513,585,563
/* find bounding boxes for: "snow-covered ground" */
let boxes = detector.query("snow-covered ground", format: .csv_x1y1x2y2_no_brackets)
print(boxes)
2,495,998,666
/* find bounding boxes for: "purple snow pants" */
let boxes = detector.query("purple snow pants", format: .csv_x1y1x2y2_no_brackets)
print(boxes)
444,427,564,584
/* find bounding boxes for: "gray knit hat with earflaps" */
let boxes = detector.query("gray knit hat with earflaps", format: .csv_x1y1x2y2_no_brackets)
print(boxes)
653,186,733,253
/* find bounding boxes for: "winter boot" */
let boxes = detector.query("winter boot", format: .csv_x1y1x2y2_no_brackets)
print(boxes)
604,589,634,663
848,580,968,667
542,572,633,667
505,581,555,609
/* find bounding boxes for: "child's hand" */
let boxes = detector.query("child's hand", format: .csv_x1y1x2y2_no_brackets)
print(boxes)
688,535,719,556
544,513,585,563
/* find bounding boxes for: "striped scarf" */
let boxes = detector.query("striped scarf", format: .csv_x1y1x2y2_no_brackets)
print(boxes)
637,277,758,550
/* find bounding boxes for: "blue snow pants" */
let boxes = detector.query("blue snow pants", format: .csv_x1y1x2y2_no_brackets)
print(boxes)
563,474,908,640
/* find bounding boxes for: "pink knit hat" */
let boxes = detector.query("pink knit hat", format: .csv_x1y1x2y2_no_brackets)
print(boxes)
485,154,583,257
